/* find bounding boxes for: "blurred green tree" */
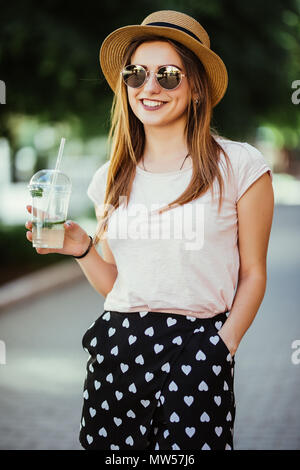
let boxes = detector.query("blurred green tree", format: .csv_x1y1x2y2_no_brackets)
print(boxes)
0,0,299,142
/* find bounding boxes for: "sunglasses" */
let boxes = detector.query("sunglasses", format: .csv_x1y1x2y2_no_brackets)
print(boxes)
121,64,186,90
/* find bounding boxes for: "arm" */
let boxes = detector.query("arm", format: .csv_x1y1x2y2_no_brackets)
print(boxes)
75,205,118,298
25,204,118,298
218,171,274,356
75,243,118,298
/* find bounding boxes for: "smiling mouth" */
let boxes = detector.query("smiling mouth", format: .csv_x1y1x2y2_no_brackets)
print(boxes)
141,99,167,110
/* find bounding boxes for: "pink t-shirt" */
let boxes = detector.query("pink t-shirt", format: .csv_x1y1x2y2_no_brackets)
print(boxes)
87,138,273,319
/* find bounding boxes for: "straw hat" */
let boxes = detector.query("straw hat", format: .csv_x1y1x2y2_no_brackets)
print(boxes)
99,10,228,107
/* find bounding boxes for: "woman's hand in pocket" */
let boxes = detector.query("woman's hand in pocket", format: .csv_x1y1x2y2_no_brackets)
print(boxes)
217,327,238,358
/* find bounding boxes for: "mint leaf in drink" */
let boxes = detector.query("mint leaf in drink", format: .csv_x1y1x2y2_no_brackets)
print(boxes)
32,220,65,229
42,220,65,229
30,186,43,197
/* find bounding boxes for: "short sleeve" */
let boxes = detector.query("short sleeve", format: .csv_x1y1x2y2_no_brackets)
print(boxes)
87,160,110,208
236,143,273,202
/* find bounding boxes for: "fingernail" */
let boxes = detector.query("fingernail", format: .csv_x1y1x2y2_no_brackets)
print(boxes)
65,221,72,226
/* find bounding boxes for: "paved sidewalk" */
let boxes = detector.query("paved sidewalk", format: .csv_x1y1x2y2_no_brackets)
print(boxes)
0,204,299,450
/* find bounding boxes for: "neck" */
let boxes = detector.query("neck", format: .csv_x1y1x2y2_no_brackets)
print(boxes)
142,120,188,164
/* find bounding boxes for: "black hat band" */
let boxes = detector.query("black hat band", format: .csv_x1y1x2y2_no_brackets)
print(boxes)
146,22,203,45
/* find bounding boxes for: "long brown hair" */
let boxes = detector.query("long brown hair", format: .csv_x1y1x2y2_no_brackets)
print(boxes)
93,35,233,245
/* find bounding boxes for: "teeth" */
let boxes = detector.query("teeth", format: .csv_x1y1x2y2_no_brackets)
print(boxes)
142,99,164,107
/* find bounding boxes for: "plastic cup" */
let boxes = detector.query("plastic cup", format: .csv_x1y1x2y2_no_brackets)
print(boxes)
28,169,72,248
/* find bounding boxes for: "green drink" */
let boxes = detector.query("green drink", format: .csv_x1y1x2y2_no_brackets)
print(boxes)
28,170,72,248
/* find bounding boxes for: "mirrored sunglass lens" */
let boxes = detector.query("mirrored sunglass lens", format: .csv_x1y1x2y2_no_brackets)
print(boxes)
122,66,146,87
158,67,181,89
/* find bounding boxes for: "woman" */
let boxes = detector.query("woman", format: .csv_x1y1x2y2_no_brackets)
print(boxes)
25,11,274,450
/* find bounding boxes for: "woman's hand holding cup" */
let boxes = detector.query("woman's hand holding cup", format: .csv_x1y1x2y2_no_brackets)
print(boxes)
25,205,91,257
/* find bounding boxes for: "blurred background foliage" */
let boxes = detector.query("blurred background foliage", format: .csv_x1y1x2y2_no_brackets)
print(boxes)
1,0,300,143
0,0,300,285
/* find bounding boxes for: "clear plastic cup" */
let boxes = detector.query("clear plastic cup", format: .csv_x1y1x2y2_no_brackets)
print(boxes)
28,169,72,248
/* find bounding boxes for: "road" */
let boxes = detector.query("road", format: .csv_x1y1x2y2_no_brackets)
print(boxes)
0,204,299,450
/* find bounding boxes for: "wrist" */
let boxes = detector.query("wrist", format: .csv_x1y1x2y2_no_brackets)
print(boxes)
73,235,93,259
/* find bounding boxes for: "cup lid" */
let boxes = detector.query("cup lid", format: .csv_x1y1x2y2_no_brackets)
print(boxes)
28,169,71,187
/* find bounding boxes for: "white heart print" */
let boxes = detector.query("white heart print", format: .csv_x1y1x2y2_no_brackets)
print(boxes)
169,381,178,392
198,380,208,391
154,343,164,354
94,380,101,390
110,346,118,356
200,411,210,422
161,362,170,373
170,412,180,423
98,427,107,437
214,395,222,406
128,335,137,345
140,425,146,435
127,409,136,419
140,399,150,408
181,365,192,375
145,372,154,382
108,327,116,337
172,336,182,345
106,373,113,383
184,395,194,406
120,363,129,373
113,417,122,426
125,436,134,446
129,383,137,393
144,326,154,337
172,443,180,450
97,354,104,364
209,335,220,346
185,427,196,438
186,316,196,322
135,354,144,365
196,349,206,361
194,326,205,333
139,311,148,317
167,317,177,327
102,312,111,321
115,390,123,400
213,365,222,375
202,443,211,450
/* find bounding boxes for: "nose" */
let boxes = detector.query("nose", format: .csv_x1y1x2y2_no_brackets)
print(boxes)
143,71,161,93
